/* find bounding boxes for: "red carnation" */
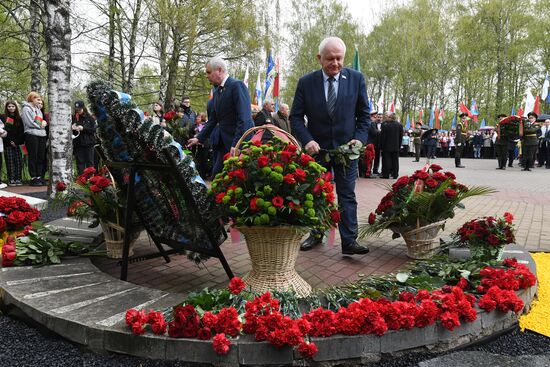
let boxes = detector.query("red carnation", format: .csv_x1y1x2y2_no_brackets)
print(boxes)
0,217,6,232
294,168,307,182
503,212,514,223
228,169,246,181
444,171,456,179
250,197,260,212
283,174,296,184
368,212,376,225
212,333,231,355
430,164,442,172
424,178,438,188
197,327,212,340
444,188,457,198
215,192,226,204
299,154,315,166
298,341,318,358
271,196,284,208
487,234,500,246
285,144,298,153
55,181,67,192
325,192,335,203
330,209,341,223
89,185,102,193
228,277,246,295
257,155,269,168
82,167,96,176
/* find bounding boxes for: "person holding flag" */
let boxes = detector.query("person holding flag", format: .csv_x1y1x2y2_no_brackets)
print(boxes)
1,101,24,186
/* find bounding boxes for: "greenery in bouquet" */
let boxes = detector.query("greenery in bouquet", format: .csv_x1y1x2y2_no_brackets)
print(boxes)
360,164,495,238
321,142,364,169
451,213,516,261
209,138,340,231
54,166,123,228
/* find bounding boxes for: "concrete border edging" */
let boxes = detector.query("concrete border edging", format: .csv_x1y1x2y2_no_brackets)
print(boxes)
0,249,538,366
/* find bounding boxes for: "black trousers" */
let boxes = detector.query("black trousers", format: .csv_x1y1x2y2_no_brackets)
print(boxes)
455,145,464,166
539,142,550,167
381,151,399,178
74,145,95,174
25,134,47,178
373,144,381,173
508,149,515,166
425,145,436,159
495,144,507,168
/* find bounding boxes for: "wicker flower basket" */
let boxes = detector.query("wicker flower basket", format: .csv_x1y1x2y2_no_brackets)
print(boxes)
100,220,136,258
400,220,446,259
237,226,312,297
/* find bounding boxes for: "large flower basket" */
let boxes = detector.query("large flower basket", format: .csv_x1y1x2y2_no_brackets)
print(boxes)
100,220,136,258
237,226,312,297
399,220,446,259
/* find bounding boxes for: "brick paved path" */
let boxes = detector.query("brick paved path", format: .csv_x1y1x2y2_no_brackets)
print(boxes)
86,157,550,294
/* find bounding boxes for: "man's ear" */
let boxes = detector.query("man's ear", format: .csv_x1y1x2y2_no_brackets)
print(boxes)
316,54,321,63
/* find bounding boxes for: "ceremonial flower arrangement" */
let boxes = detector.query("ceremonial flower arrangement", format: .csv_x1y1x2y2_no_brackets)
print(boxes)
209,138,340,230
0,196,40,266
124,257,536,358
452,213,516,260
54,166,121,227
361,164,494,237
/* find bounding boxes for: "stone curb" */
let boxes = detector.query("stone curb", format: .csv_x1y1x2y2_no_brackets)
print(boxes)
0,249,538,366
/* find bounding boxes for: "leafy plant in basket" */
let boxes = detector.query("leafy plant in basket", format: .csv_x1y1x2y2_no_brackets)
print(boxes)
209,137,340,230
360,164,495,239
450,212,516,261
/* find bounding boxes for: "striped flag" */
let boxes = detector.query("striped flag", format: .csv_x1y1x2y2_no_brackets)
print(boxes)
542,72,549,101
470,99,479,123
405,115,410,129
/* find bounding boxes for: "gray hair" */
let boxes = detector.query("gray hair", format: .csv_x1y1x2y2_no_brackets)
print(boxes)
280,103,289,110
386,112,397,120
318,37,347,55
206,56,228,72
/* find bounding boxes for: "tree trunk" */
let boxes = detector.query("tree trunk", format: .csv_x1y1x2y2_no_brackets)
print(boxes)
126,0,142,94
115,0,126,91
44,0,72,192
158,19,168,103
29,0,43,92
164,26,181,110
108,0,116,84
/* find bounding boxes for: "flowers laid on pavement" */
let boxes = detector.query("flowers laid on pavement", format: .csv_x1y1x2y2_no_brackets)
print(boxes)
1,197,91,267
209,138,340,230
0,196,41,266
451,213,516,260
360,164,494,238
124,256,536,358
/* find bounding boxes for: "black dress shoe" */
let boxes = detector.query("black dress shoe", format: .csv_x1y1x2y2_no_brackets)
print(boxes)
300,236,322,251
456,165,465,168
522,168,531,171
496,167,505,170
508,165,513,168
342,242,370,255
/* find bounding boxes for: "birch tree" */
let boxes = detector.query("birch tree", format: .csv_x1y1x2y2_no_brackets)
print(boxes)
44,0,72,192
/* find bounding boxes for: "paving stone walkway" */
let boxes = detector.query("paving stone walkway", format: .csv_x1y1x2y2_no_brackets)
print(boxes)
85,157,550,294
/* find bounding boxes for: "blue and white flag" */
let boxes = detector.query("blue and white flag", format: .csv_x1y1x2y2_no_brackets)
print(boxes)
254,71,262,106
405,115,410,130
451,115,457,129
480,118,486,128
542,72,549,102
263,54,275,100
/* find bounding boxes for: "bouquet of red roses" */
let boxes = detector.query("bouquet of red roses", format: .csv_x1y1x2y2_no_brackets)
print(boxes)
0,196,41,266
209,137,340,230
452,213,515,260
360,164,494,238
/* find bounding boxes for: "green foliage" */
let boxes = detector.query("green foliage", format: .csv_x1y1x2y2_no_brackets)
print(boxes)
14,226,92,266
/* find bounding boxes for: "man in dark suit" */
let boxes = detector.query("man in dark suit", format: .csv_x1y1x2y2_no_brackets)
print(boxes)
188,57,253,175
290,36,370,256
380,112,403,179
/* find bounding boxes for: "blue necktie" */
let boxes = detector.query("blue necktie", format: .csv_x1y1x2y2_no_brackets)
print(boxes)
327,77,336,118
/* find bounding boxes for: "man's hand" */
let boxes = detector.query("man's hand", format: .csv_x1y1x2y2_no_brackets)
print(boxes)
187,137,199,147
305,140,320,155
348,139,361,146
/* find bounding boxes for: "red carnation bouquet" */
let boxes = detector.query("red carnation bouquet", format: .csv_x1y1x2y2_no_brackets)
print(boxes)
209,137,340,230
54,166,122,227
451,213,516,260
360,164,494,238
0,196,41,266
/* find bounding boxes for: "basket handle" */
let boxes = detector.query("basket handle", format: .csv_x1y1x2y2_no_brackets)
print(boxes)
232,125,302,157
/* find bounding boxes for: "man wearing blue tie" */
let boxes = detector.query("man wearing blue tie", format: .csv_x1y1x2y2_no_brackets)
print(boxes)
188,57,253,175
290,37,371,255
